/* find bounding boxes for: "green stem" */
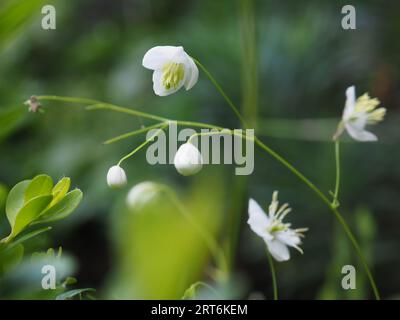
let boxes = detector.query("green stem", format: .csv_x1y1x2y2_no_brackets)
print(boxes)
193,62,381,300
193,59,248,128
104,122,167,144
117,125,167,166
333,140,341,207
266,250,278,300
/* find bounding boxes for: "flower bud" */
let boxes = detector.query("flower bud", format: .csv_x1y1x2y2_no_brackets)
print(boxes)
174,143,203,176
126,181,162,209
107,165,127,188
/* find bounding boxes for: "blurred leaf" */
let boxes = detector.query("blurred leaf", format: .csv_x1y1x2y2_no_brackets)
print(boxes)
56,288,96,300
24,174,53,203
0,244,24,274
6,226,51,251
34,189,83,224
0,106,25,143
0,183,7,210
0,0,49,52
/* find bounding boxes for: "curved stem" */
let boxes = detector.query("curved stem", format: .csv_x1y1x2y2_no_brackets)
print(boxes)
117,125,167,166
266,250,278,300
193,59,248,128
104,122,167,144
193,63,380,300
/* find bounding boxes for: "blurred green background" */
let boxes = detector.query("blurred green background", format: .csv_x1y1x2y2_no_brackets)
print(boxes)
0,0,399,299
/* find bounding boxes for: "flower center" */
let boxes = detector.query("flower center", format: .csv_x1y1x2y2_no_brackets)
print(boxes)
267,219,288,234
352,93,386,124
162,62,185,90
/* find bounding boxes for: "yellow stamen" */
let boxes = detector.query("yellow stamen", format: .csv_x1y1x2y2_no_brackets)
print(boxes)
162,62,185,90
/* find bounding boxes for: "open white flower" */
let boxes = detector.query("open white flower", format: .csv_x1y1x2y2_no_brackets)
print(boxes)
337,86,386,142
107,165,127,188
142,46,198,96
247,192,307,262
174,143,203,176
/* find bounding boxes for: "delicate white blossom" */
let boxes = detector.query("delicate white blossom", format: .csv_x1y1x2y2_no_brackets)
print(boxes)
142,46,198,96
107,165,127,188
126,181,161,209
247,192,307,262
174,143,203,176
336,86,386,142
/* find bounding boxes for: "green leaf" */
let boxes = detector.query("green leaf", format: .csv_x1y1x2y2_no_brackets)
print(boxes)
50,177,71,206
5,180,30,227
34,189,82,224
6,195,53,241
6,226,52,251
24,174,53,203
56,288,96,300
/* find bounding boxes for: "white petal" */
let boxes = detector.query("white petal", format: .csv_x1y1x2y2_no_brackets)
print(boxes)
183,53,199,90
275,230,301,247
247,199,270,239
142,46,184,70
345,123,378,142
343,85,356,121
266,239,290,262
152,70,183,97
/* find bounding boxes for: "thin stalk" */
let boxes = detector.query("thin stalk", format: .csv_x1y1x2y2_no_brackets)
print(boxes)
193,62,381,300
333,140,341,207
117,125,167,166
266,250,278,300
104,122,167,144
192,59,248,128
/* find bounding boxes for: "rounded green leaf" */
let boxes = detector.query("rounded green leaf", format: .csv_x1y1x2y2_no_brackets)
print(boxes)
50,177,71,206
5,180,30,227
6,195,53,241
34,189,83,224
24,174,53,203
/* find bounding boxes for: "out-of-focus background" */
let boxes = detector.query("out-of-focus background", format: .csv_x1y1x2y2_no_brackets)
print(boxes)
0,0,399,299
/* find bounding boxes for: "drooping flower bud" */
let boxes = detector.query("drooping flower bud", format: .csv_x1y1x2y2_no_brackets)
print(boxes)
173,143,203,176
126,181,162,210
107,165,127,188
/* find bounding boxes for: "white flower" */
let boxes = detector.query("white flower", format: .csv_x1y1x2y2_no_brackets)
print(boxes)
174,143,203,176
142,46,198,96
107,165,127,188
126,181,162,209
247,192,307,262
338,86,386,142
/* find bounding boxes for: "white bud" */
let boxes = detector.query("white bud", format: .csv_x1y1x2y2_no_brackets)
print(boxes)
107,165,127,188
173,143,203,176
126,181,161,209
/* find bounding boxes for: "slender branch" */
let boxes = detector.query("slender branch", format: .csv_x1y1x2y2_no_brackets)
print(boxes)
192,59,248,128
266,250,278,300
104,122,167,144
333,140,341,207
192,63,380,300
117,125,167,166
